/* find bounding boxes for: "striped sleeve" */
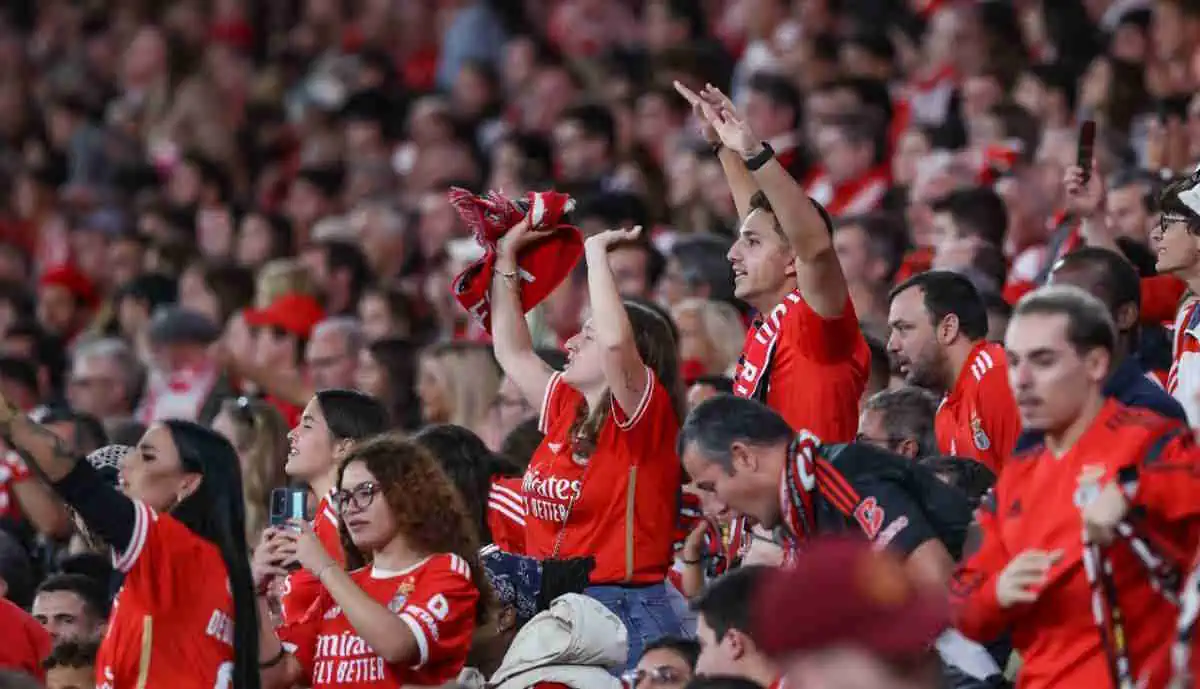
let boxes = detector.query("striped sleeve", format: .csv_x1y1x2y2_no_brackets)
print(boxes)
488,482,525,527
112,500,156,573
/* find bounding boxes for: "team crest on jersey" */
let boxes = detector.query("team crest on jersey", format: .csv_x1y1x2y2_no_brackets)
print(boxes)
970,413,990,450
1073,465,1106,508
853,497,885,539
387,578,417,613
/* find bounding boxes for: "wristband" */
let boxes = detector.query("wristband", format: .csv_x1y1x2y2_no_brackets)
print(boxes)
743,142,775,172
681,555,704,565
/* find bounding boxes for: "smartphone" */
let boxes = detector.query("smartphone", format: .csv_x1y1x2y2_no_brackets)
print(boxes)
1077,120,1096,184
269,486,309,528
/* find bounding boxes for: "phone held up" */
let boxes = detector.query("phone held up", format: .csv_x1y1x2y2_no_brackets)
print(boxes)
1077,119,1096,185
269,486,309,530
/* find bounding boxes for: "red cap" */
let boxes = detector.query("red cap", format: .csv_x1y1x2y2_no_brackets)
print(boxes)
244,293,325,339
39,264,97,308
753,536,949,661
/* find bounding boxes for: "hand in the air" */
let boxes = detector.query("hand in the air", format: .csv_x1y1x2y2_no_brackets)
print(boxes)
673,81,760,157
585,225,642,255
496,215,558,261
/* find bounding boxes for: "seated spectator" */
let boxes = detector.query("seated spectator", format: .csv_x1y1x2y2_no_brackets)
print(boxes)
857,387,940,459
628,638,700,689
465,548,622,689
752,537,948,689
31,574,109,643
691,567,779,688
43,638,99,689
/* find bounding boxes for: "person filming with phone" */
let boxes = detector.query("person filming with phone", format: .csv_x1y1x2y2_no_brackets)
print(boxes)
253,389,391,625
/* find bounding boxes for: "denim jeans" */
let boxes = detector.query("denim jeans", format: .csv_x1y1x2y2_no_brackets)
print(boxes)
585,582,692,672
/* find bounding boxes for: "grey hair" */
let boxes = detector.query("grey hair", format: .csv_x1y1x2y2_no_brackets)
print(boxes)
311,316,365,356
72,337,145,400
1013,284,1116,355
861,387,940,458
677,394,794,471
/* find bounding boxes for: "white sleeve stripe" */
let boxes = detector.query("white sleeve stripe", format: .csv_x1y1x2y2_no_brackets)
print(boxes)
489,484,525,506
614,366,654,431
113,501,152,573
489,501,526,526
538,372,562,434
321,507,338,526
488,489,525,515
399,613,430,668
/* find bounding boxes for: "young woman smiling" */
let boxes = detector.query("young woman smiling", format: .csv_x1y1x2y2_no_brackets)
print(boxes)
255,434,488,689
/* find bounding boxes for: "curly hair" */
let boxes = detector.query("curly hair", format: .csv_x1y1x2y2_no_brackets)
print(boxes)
335,433,491,622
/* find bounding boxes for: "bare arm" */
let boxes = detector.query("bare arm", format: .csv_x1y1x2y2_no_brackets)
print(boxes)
685,82,849,318
490,219,556,409
2,411,78,482
318,566,420,664
256,597,303,689
9,479,72,538
676,81,757,220
584,229,649,417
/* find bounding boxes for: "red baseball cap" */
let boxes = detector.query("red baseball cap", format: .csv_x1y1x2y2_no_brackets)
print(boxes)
244,293,325,339
39,264,97,308
753,536,950,661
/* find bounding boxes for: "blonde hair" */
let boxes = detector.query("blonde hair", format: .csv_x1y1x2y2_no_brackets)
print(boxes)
219,397,289,543
255,258,319,308
419,342,501,436
672,298,746,375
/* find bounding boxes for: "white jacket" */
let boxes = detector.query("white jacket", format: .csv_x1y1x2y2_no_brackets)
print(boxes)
461,594,628,689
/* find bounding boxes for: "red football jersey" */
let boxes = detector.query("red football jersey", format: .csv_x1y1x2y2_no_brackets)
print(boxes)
279,554,479,689
96,501,237,689
525,367,681,584
0,597,50,680
487,478,526,553
281,494,346,625
952,402,1200,689
934,341,1019,474
734,292,869,444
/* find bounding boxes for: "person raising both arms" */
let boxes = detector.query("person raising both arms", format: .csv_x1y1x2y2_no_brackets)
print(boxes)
675,81,870,444
491,215,687,670
258,389,391,625
887,271,1020,474
0,397,262,689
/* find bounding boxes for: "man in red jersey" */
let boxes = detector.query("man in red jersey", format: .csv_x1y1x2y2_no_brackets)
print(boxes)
887,270,1020,473
952,285,1200,689
675,82,870,444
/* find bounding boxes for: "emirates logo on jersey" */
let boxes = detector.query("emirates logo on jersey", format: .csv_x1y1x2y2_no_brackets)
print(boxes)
522,471,582,523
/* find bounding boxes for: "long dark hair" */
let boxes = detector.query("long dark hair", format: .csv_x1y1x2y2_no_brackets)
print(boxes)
412,424,520,544
314,388,392,441
569,300,685,458
335,434,491,622
365,339,422,431
162,420,260,689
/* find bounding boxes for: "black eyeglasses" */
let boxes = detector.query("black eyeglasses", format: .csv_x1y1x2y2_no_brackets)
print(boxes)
331,482,382,514
1158,213,1195,235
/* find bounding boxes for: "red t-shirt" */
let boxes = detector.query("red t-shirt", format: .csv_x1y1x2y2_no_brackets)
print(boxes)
281,494,346,625
487,478,526,554
279,554,479,689
934,341,1020,474
524,367,681,584
0,597,51,679
952,401,1200,689
734,292,869,443
96,501,236,689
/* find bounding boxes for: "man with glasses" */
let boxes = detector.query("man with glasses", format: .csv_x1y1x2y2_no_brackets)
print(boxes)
627,638,698,689
857,387,939,460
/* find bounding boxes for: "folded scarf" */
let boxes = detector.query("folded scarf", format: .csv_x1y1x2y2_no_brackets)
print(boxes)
450,188,583,333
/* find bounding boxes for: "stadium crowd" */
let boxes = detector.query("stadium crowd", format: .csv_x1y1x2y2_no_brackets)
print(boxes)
5,1,1200,689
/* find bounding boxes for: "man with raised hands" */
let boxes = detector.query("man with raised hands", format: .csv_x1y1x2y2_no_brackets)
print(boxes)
675,82,870,445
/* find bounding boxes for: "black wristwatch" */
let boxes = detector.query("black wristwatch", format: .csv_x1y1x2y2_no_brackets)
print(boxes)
743,142,775,171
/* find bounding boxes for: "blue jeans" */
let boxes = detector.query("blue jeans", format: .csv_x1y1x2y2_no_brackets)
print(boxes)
585,583,692,672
